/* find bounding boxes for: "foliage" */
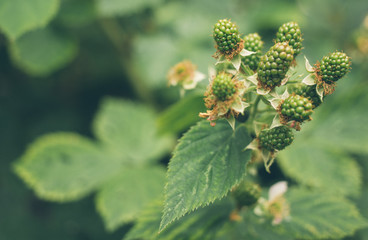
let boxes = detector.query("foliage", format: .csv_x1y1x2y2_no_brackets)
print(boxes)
1,0,368,239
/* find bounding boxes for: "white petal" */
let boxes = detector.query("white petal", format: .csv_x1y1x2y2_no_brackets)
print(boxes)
238,80,247,95
269,98,281,110
227,69,238,75
215,57,226,66
244,138,259,151
231,54,241,71
261,149,273,173
302,74,316,85
183,80,197,89
268,181,288,202
240,48,256,57
281,89,290,99
270,114,282,129
193,71,206,83
253,121,263,136
226,115,236,130
304,55,315,73
247,73,258,85
281,76,290,86
257,87,270,95
208,67,216,81
232,99,249,113
316,84,324,102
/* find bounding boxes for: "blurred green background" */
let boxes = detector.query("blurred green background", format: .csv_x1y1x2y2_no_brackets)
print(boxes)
0,0,367,239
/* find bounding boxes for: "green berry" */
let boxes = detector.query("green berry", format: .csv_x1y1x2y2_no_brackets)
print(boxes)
242,33,263,70
257,42,294,90
213,19,242,55
232,182,261,208
318,51,351,84
276,22,303,57
212,73,236,101
280,95,313,122
259,126,294,151
290,84,322,108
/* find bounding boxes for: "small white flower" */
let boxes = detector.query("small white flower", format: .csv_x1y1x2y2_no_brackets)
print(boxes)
254,181,290,225
167,60,205,90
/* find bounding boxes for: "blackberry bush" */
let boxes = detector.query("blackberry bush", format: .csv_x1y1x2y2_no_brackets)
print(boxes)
259,126,294,151
257,42,294,90
242,33,263,71
317,51,351,84
276,22,303,57
279,95,313,123
290,84,322,108
213,19,243,58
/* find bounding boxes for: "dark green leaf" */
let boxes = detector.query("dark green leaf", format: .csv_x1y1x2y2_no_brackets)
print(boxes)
160,120,252,231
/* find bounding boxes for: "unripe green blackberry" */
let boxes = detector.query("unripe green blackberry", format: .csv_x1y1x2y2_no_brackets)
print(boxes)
232,182,261,208
318,51,351,84
276,22,303,57
213,19,242,56
212,73,236,101
259,126,294,151
257,42,294,90
242,33,263,70
290,84,322,108
280,95,313,122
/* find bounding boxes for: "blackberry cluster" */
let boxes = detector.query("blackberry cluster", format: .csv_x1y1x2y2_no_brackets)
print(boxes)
242,33,263,70
259,126,294,151
290,84,322,108
212,73,236,101
257,42,294,90
213,19,242,55
232,181,261,208
318,51,351,84
280,95,313,122
276,22,303,57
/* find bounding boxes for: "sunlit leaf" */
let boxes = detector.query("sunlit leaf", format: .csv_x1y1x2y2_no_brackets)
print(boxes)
93,98,174,166
14,133,119,202
96,167,166,231
0,0,59,40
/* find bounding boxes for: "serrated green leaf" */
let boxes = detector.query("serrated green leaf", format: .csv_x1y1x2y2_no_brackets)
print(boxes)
278,138,361,197
0,0,60,40
95,0,163,17
14,133,120,202
125,198,235,240
96,167,166,232
10,28,77,76
278,188,368,239
160,120,252,231
157,94,206,135
93,98,174,166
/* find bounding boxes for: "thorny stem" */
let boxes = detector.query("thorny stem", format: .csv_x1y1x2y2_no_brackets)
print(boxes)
99,19,156,106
